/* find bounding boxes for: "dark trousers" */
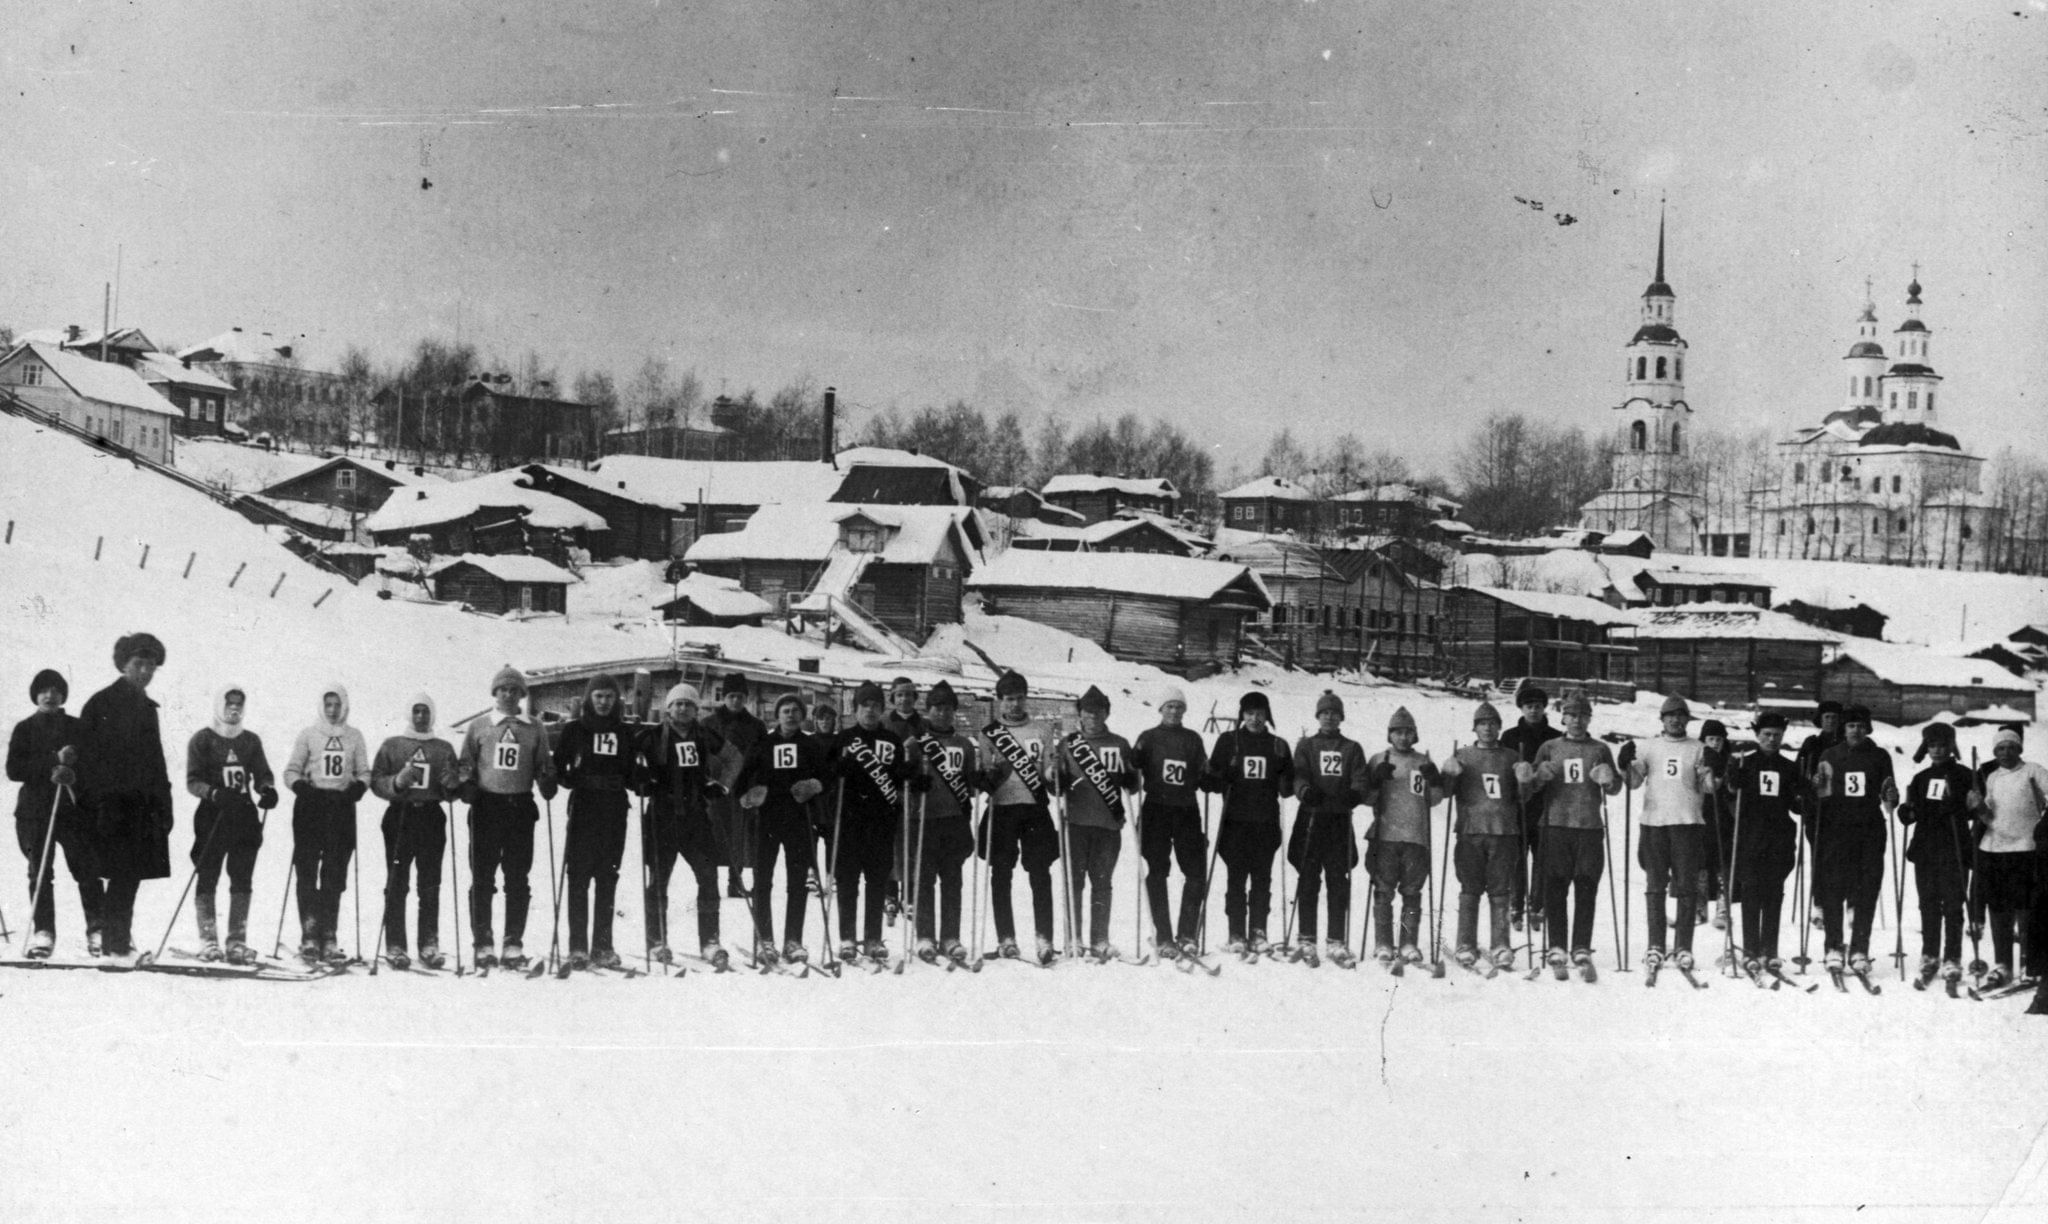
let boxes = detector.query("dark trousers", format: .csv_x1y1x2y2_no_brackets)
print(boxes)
751,807,813,948
1289,807,1356,943
1369,840,1430,951
1455,833,1519,954
380,801,446,955
914,819,974,944
192,810,260,941
1064,822,1121,947
102,876,140,955
832,813,895,945
644,810,720,951
1915,857,1965,963
292,793,356,943
468,792,536,950
1218,820,1281,941
17,807,104,938
1540,826,1605,954
1740,892,1785,961
1639,823,1706,954
1139,803,1207,945
1512,803,1542,915
564,792,627,955
1815,819,1885,957
984,802,1060,944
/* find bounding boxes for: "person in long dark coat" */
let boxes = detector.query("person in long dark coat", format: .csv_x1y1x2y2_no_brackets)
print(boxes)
77,632,175,958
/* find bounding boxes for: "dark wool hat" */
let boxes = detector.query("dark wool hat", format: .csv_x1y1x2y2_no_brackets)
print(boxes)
722,672,750,695
1473,701,1502,726
1388,705,1417,732
1560,690,1594,717
1753,711,1788,732
1315,690,1344,718
1239,690,1272,716
813,700,837,719
926,679,958,708
491,664,528,695
1815,699,1843,719
1914,721,1957,762
853,681,885,707
1842,704,1873,727
1659,694,1690,719
113,632,166,669
1078,685,1111,714
29,669,67,702
775,692,807,713
995,670,1028,698
1700,719,1727,741
1514,681,1548,709
584,673,620,696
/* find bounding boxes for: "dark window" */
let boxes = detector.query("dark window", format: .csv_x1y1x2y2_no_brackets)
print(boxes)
1630,420,1646,451
1655,357,1667,380
1636,357,1647,381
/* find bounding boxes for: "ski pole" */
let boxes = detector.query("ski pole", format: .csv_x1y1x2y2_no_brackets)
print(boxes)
905,791,929,971
371,804,406,976
546,796,568,974
1888,788,1906,980
150,797,230,966
1962,748,1985,980
968,794,983,962
19,787,66,955
446,803,465,976
1056,793,1076,956
1289,802,1321,954
1131,801,1143,957
826,779,846,959
1193,791,1223,956
1622,783,1632,972
272,860,297,959
1434,746,1455,964
809,785,834,969
1727,788,1745,972
1600,794,1621,973
351,801,364,966
895,787,914,967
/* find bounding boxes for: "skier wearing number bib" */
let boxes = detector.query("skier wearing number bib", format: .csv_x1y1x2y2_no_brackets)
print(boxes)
912,681,989,961
183,685,278,963
1724,712,1802,970
553,675,635,971
283,683,371,964
1131,686,1207,960
1052,686,1138,959
1971,727,2046,990
1624,695,1717,974
831,682,914,962
1898,722,1975,983
1363,707,1443,966
1441,701,1521,969
1201,691,1294,956
734,693,831,963
370,694,459,970
1289,691,1366,961
1810,705,1896,977
1520,691,1622,974
976,670,1062,962
631,684,729,965
457,666,558,971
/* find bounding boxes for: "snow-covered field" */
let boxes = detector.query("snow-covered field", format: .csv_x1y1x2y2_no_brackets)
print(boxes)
5,413,2047,1222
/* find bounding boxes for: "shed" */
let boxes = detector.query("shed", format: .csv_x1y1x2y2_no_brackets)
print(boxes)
1040,474,1180,525
829,447,979,506
1443,586,1640,701
1777,599,1889,641
1822,640,2037,724
428,553,578,616
364,468,608,558
654,574,774,628
967,551,1271,678
257,455,444,536
1625,605,1838,707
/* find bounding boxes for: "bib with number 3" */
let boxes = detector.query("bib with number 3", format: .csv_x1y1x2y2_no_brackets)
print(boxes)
1845,771,1866,798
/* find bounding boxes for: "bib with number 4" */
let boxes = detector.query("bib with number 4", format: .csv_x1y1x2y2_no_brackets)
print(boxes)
1759,771,1780,797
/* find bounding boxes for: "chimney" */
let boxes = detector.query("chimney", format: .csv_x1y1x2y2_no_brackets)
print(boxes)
821,386,836,467
66,325,81,342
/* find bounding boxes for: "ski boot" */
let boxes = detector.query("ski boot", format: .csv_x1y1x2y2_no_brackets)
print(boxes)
86,929,103,957
1091,941,1121,963
1226,937,1249,956
1940,959,1962,982
754,939,780,967
1455,946,1479,969
474,947,499,970
863,939,890,966
1399,944,1425,967
1848,953,1873,978
1157,939,1182,962
225,941,254,967
1673,950,1695,972
418,945,446,971
1180,937,1205,962
301,937,325,967
567,951,590,972
1247,931,1270,959
388,949,413,971
943,939,971,968
1546,948,1570,980
1374,944,1398,967
499,944,529,972
917,938,941,965
704,942,732,971
1327,939,1354,967
321,937,348,966
1492,947,1517,971
998,938,1022,961
1571,948,1597,982
1983,965,2012,990
648,943,673,966
592,948,623,970
1035,934,1057,965
782,941,808,965
839,940,861,963
27,930,53,960
196,895,222,961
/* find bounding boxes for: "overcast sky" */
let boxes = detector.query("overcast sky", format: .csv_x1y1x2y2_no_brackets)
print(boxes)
7,1,2044,478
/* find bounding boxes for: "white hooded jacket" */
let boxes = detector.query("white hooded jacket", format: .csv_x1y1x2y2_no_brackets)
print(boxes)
282,682,373,793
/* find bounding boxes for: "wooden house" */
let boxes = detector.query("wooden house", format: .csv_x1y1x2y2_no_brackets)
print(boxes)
829,447,978,506
1041,474,1180,525
428,553,577,616
686,503,982,641
982,485,1087,527
653,574,774,628
1823,640,2037,724
1325,483,1463,539
967,551,1272,678
1443,586,1639,701
249,456,445,542
1219,475,1317,535
1009,516,1196,556
1776,598,1889,641
1312,548,1445,678
1634,570,1773,609
0,341,182,466
525,457,846,561
1626,605,1838,707
364,468,608,559
129,352,236,438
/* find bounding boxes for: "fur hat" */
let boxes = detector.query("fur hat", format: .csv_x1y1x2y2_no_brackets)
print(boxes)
1842,704,1873,727
1815,699,1843,720
1700,719,1727,741
1753,711,1787,732
1560,690,1594,718
1659,694,1690,719
29,668,67,703
853,681,885,708
1472,701,1502,727
720,672,749,696
1387,706,1416,732
663,682,701,708
775,692,807,713
1315,690,1345,718
1078,685,1111,714
1239,690,1272,716
1914,721,1957,762
491,664,528,696
995,670,1028,698
1514,681,1548,709
926,679,958,709
113,632,166,670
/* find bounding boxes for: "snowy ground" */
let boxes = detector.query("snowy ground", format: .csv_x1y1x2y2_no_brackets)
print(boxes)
7,413,2048,1221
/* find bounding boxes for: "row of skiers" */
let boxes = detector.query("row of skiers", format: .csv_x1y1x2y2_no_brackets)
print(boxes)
7,634,2046,1011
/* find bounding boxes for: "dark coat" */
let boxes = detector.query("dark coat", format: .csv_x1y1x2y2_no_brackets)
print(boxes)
77,678,173,880
7,709,83,824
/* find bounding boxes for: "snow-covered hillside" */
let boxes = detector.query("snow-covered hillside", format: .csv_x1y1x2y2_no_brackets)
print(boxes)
7,414,2048,1222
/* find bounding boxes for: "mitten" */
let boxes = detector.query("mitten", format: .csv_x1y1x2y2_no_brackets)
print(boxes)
1368,759,1397,787
1418,760,1442,787
1592,764,1618,787
50,765,76,788
1616,741,1637,772
1513,761,1537,787
395,765,421,791
291,780,315,800
459,780,480,806
257,786,279,811
740,785,769,810
539,779,559,802
57,745,78,767
343,780,368,804
791,778,824,804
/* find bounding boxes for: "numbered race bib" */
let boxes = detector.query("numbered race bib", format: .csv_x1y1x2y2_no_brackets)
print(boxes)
675,741,699,769
944,746,965,773
1482,774,1503,800
1664,757,1680,778
1564,758,1585,785
1410,769,1426,796
1164,760,1186,787
1759,771,1780,798
1099,748,1123,773
876,741,895,764
221,765,247,793
1845,772,1867,798
593,732,618,757
322,752,345,780
774,743,798,770
1320,751,1344,777
1927,778,1948,802
1244,755,1267,780
494,742,521,772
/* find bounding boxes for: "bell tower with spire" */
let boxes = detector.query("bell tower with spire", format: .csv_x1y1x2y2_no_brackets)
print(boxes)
1882,265,1942,425
1609,204,1692,496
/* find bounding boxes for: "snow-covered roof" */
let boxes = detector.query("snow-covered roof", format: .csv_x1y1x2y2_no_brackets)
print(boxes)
246,496,356,533
428,552,580,584
1833,639,2033,691
1328,483,1463,513
1219,475,1316,501
1627,605,1840,643
364,469,607,534
1451,585,1642,627
135,352,235,393
1041,473,1180,499
1433,519,1475,534
178,327,308,367
4,342,183,418
968,550,1271,607
1111,509,1211,550
1640,569,1770,590
685,503,980,567
564,456,847,509
1215,537,1342,581
834,446,967,472
660,573,775,619
268,455,445,497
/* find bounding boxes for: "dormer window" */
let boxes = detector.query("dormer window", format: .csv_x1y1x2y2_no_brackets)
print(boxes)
19,361,44,386
337,468,356,491
843,519,885,553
